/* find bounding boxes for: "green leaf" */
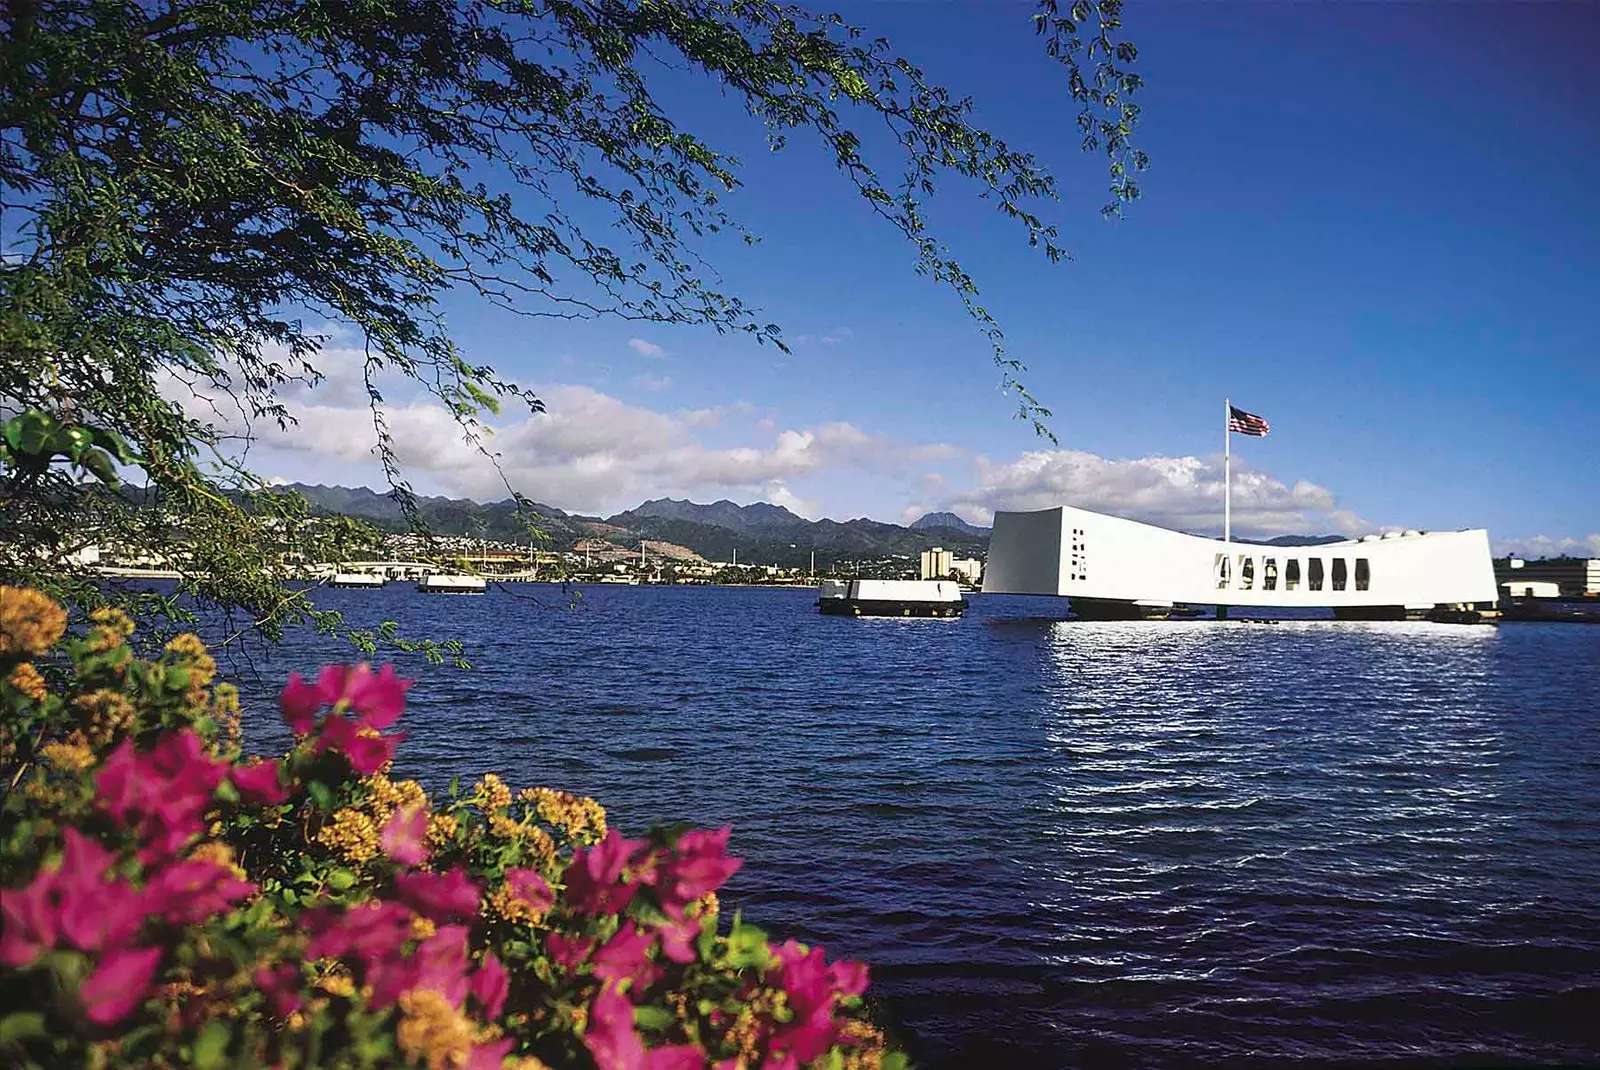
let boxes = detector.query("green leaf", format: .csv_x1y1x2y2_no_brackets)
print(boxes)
883,1052,911,1070
307,780,334,811
80,447,119,484
632,1004,674,1031
0,1011,47,1044
726,915,770,969
193,1020,231,1069
326,868,357,890
15,411,52,454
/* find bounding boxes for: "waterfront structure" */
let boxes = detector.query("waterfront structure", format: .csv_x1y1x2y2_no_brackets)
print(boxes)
1495,558,1600,597
1502,579,1561,599
818,579,966,618
329,572,386,589
417,574,488,594
983,505,1498,619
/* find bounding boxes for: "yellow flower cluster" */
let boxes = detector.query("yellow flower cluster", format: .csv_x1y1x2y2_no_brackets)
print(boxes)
23,779,66,805
836,1020,890,1070
40,734,96,774
189,841,248,880
316,808,380,864
725,988,791,1067
519,787,607,843
89,606,136,637
165,633,217,680
427,813,460,848
212,682,243,746
0,586,67,656
473,773,512,814
396,988,477,1070
411,915,438,941
486,880,547,926
365,772,429,823
317,972,356,998
75,688,136,747
8,661,48,702
84,606,134,656
164,633,218,708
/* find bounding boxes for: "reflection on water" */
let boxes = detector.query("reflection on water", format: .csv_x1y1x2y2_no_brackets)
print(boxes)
232,586,1600,1068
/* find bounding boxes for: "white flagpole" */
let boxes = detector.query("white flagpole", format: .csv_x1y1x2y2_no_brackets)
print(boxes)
1223,397,1232,547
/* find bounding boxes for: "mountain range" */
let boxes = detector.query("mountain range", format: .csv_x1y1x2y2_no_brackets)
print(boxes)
279,484,988,567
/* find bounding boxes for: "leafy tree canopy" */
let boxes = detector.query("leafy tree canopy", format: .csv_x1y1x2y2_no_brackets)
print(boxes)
0,0,1143,653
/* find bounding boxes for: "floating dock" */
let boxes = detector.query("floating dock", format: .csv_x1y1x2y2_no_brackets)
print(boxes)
329,572,386,589
417,574,488,594
818,579,966,618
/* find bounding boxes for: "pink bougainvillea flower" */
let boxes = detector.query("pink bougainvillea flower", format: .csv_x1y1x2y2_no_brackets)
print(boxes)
255,964,304,1018
144,860,256,925
583,984,649,1070
303,901,414,963
317,663,411,729
827,959,869,999
504,868,552,913
767,942,845,1063
565,828,649,916
646,1045,712,1070
44,830,144,955
654,826,741,920
94,739,141,825
280,670,327,735
79,945,162,1025
469,952,509,1019
545,931,594,973
0,875,58,966
592,922,662,989
97,731,227,863
231,759,289,806
467,1038,514,1070
657,916,702,966
318,715,404,776
394,868,480,922
412,925,473,1007
381,805,429,867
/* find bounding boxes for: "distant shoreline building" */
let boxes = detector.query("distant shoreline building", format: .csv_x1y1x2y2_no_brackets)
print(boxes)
1495,558,1600,598
918,546,984,585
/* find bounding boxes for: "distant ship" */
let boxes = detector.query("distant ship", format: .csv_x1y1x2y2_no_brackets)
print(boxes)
983,505,1499,621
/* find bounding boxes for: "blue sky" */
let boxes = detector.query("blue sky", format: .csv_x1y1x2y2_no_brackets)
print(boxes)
239,2,1598,555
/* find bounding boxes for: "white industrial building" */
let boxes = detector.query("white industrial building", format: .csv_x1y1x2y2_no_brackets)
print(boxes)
982,505,1499,619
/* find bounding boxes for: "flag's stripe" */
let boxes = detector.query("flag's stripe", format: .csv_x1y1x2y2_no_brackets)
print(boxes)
1228,406,1270,436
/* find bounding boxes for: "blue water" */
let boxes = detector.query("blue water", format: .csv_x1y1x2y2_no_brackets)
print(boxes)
235,585,1600,1067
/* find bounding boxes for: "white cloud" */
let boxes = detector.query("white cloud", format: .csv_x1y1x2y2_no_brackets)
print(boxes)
927,449,1369,538
628,338,665,358
629,374,672,391
1493,533,1600,559
763,484,821,519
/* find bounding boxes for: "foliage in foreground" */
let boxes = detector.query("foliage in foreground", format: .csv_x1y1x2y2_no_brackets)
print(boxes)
0,586,898,1070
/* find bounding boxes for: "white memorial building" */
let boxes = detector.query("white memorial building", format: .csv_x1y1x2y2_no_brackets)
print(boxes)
979,401,1499,620
982,504,1499,619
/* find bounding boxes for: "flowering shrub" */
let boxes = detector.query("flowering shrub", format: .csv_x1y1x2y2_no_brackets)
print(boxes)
0,587,903,1070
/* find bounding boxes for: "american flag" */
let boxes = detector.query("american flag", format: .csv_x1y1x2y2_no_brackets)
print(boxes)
1228,405,1270,436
